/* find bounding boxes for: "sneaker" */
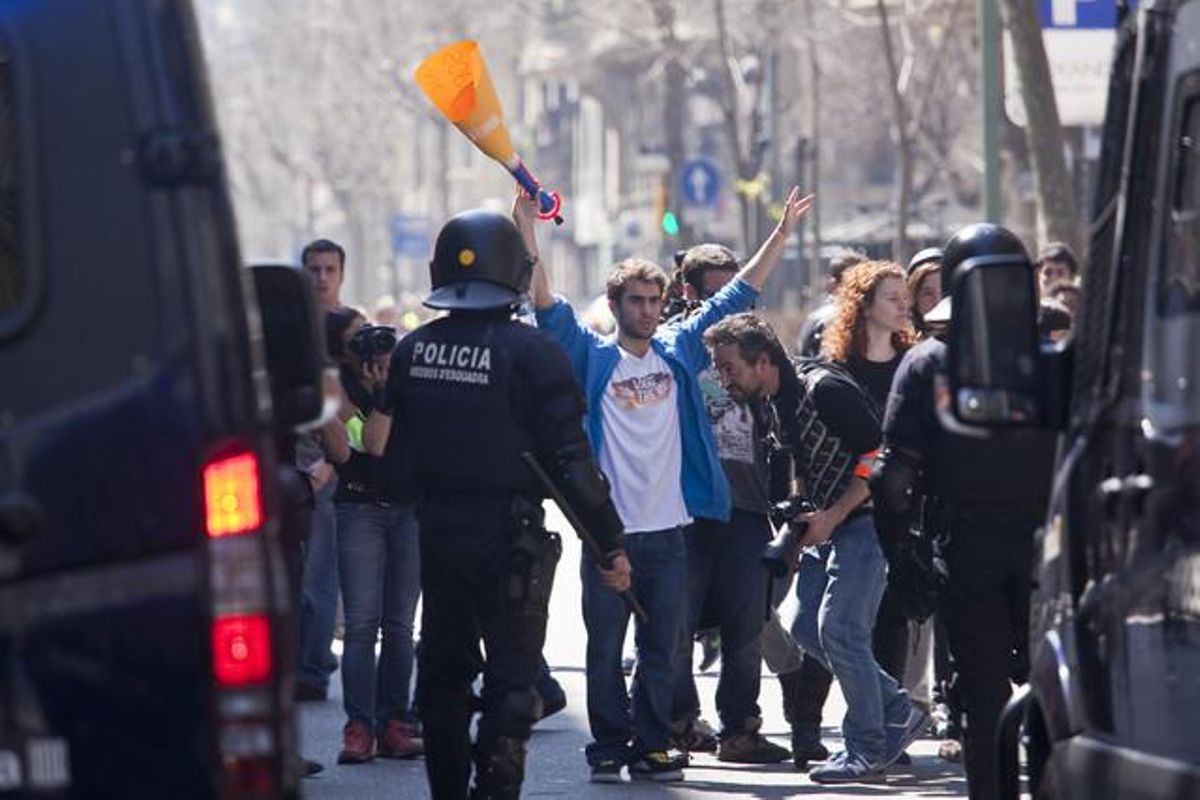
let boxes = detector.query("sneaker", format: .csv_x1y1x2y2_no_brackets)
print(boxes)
589,758,624,783
337,721,375,764
717,731,792,764
629,750,686,782
884,705,931,766
377,719,423,759
669,718,718,753
809,751,884,784
300,757,323,777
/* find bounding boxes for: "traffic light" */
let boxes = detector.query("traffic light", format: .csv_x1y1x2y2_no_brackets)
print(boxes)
661,210,680,237
654,173,680,237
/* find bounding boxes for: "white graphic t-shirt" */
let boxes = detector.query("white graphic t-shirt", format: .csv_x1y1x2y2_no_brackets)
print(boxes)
698,366,768,513
598,345,691,532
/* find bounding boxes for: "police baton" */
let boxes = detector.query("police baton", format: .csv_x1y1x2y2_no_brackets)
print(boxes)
521,452,648,624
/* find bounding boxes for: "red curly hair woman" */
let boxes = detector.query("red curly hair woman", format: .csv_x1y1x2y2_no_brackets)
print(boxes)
821,261,918,411
820,260,920,702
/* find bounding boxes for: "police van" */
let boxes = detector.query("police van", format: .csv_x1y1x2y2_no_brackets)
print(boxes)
0,1,324,797
941,1,1200,797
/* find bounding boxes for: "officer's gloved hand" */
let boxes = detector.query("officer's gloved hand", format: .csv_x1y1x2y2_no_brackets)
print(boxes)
598,551,632,594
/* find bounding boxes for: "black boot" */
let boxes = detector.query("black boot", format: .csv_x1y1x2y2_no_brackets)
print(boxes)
470,736,526,800
779,662,832,771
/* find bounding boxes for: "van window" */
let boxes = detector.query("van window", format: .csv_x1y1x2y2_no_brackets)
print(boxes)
1162,91,1200,317
0,43,19,317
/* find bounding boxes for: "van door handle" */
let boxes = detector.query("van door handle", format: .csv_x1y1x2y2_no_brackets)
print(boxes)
0,491,42,545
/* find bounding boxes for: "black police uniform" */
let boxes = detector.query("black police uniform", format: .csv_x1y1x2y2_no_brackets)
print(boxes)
376,210,624,800
873,225,1056,800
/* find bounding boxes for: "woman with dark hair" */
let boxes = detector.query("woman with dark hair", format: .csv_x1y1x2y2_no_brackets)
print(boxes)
821,261,920,694
907,261,942,337
325,306,423,764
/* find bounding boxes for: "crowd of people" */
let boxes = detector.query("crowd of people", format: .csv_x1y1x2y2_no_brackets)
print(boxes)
284,191,1083,800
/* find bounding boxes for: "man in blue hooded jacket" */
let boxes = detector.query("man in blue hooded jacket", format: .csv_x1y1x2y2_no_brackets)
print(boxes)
516,188,812,783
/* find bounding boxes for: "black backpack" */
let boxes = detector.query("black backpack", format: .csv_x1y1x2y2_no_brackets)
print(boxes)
793,356,884,424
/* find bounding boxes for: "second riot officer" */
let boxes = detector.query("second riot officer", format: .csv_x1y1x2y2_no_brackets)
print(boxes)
363,209,632,800
870,223,1057,800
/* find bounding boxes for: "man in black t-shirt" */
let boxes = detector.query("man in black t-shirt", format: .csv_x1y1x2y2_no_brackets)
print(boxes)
704,314,927,785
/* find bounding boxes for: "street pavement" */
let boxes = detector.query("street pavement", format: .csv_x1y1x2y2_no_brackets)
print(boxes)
298,504,969,799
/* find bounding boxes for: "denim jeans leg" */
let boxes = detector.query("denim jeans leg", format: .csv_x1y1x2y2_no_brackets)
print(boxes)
671,520,717,727
581,553,633,765
376,505,421,725
337,504,387,726
712,510,770,734
298,480,339,689
817,514,897,763
789,545,831,672
629,529,687,756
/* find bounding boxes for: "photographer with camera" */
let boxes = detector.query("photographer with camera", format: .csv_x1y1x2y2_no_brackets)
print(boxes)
324,307,424,764
703,313,926,785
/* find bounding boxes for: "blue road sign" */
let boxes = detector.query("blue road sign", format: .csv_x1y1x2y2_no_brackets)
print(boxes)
1039,0,1136,29
680,159,722,207
389,214,429,259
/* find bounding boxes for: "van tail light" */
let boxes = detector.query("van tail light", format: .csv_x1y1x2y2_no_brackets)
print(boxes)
204,451,263,537
204,444,284,797
212,614,273,686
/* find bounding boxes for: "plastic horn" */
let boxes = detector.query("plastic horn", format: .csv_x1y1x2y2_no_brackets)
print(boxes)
415,40,564,225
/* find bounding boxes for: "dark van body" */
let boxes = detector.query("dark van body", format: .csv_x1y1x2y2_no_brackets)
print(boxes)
1005,1,1200,797
0,1,306,797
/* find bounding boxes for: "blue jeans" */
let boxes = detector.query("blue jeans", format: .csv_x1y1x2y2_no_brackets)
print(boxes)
673,511,771,735
298,480,339,690
582,527,687,764
337,502,421,728
789,512,912,763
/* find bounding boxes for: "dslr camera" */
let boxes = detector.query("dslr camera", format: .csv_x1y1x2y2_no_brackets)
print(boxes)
761,496,817,578
347,324,397,362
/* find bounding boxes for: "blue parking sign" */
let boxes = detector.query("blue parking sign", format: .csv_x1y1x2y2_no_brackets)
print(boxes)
680,159,722,207
1039,0,1136,29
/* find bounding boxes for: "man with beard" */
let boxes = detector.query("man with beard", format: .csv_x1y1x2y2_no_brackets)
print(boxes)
524,188,812,783
703,313,927,784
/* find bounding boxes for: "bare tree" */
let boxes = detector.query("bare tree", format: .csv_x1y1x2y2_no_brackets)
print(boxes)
801,0,822,282
712,0,780,253
875,0,914,263
999,0,1082,254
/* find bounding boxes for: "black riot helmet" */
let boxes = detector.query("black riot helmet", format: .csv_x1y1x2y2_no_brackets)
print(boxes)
425,209,531,311
924,223,1029,324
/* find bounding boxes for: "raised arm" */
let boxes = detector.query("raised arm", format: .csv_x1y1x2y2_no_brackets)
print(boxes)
513,192,553,310
736,187,813,291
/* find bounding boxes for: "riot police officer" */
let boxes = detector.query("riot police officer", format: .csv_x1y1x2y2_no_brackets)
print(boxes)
363,209,632,800
871,224,1057,800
